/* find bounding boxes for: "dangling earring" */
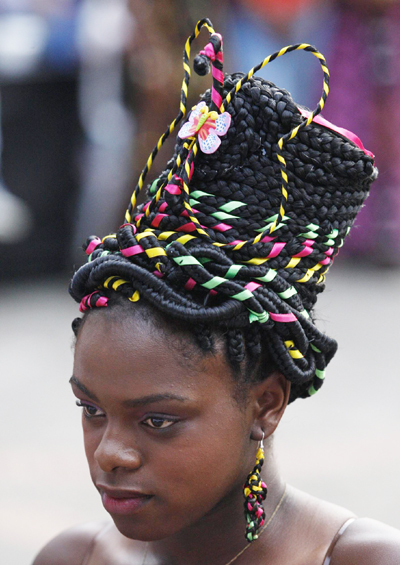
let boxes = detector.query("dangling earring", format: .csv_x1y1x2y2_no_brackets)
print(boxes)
243,431,267,542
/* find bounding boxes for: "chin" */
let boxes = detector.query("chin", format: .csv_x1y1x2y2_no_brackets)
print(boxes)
111,514,179,542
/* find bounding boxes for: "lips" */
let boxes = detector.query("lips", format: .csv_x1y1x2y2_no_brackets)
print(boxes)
98,486,153,515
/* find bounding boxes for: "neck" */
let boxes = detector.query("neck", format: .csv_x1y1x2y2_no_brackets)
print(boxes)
147,447,286,565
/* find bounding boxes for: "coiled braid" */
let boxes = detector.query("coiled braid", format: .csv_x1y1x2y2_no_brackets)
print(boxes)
70,19,377,403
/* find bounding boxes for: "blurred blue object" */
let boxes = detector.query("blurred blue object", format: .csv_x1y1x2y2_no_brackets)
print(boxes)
0,2,81,80
45,11,79,72
224,1,338,109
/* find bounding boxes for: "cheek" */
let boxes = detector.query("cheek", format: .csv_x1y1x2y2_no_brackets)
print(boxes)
147,419,250,532
82,419,103,475
114,435,250,541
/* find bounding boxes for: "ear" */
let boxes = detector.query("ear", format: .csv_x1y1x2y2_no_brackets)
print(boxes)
248,372,290,441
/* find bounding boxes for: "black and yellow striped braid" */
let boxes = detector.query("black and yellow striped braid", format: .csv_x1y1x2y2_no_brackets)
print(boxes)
125,18,216,224
220,43,329,235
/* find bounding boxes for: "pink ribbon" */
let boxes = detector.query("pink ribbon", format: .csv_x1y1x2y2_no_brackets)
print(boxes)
165,183,181,195
213,222,232,232
245,282,262,292
85,237,101,255
200,43,216,62
119,223,137,233
121,245,144,257
151,213,168,228
268,242,286,258
79,292,108,313
184,278,197,290
269,312,297,323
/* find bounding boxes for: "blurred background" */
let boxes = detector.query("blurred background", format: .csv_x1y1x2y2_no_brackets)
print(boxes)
0,0,399,563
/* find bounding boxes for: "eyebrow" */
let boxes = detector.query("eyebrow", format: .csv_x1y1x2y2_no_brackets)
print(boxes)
70,376,100,402
122,393,189,408
70,376,189,408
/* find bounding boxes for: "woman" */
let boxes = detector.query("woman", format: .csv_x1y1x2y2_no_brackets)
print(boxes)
33,18,400,565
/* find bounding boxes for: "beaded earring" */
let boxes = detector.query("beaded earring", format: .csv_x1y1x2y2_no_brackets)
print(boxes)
243,432,268,542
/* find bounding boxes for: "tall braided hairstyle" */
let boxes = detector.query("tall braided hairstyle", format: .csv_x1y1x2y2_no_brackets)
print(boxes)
69,18,377,403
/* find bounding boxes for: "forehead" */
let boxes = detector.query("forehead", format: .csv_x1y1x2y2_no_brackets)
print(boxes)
73,308,235,403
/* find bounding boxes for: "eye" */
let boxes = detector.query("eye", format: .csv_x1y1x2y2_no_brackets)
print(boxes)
142,416,176,429
76,400,105,418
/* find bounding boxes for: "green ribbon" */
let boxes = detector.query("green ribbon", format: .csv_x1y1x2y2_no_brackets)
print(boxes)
173,255,200,267
255,270,277,283
225,264,244,279
202,276,226,290
211,211,239,221
278,286,297,299
189,189,212,199
248,310,269,324
219,201,245,213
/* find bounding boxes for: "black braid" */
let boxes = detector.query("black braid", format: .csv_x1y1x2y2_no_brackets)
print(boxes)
226,329,246,366
192,324,215,353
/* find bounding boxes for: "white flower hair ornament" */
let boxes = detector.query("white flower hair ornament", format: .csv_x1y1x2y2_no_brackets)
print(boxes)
178,101,231,154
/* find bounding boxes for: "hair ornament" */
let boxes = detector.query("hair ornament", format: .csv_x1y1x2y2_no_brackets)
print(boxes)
70,18,377,402
178,101,231,154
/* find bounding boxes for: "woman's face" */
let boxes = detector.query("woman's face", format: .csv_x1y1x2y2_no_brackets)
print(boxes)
71,307,256,540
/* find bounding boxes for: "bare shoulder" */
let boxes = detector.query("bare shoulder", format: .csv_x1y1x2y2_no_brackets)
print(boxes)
32,521,109,565
332,518,400,564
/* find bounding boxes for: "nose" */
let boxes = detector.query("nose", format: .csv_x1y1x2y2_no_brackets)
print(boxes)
94,426,143,473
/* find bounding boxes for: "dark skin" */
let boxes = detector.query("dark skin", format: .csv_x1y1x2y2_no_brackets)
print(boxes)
33,306,400,565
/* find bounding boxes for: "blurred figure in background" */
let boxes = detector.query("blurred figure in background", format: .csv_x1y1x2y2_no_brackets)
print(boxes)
0,0,135,277
72,0,135,263
316,0,400,266
0,94,32,245
0,1,81,278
